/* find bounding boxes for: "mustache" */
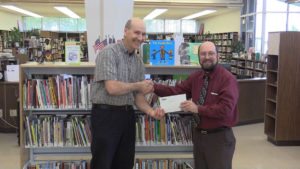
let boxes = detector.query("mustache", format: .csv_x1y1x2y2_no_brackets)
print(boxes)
202,59,213,63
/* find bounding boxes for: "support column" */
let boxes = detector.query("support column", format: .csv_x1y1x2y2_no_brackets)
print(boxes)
85,0,134,62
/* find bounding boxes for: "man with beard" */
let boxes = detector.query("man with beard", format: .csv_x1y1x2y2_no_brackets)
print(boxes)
90,18,164,169
153,41,239,169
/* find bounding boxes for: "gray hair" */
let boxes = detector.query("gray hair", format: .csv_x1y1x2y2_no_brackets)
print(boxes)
125,19,132,29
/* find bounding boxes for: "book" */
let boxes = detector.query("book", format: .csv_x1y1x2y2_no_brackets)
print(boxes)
150,40,175,66
188,42,202,65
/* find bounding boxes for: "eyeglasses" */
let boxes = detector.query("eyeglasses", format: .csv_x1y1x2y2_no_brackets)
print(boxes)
199,51,216,57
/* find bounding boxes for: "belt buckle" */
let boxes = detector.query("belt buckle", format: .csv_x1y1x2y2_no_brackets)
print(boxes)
201,130,207,135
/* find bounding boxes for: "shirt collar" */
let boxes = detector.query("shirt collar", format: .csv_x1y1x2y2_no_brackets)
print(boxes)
200,65,220,80
120,40,135,56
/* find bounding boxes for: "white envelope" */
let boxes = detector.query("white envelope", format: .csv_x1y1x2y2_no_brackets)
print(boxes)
159,94,186,113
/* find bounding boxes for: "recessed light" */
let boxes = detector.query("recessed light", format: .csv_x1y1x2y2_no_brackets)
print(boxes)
182,10,216,20
144,9,168,20
1,5,43,18
54,6,80,18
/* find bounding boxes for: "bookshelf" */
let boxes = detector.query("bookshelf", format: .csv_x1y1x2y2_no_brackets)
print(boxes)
264,32,300,145
196,32,238,63
20,62,199,168
0,30,4,52
0,30,13,53
230,57,266,78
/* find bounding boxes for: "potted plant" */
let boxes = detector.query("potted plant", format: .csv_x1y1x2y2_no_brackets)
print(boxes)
26,29,40,38
231,40,245,58
9,27,23,48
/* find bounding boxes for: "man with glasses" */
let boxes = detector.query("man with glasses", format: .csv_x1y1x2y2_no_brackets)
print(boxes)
153,41,239,169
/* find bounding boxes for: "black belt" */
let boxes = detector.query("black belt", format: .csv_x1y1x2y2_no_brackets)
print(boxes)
198,127,229,135
92,104,133,111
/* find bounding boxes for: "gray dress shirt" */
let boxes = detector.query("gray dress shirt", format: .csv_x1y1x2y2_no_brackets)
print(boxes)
91,41,145,106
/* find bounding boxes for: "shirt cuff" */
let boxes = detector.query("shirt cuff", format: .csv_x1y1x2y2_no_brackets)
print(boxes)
197,105,206,115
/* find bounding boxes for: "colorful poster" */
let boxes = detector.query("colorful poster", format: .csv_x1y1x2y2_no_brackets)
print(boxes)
188,42,202,65
65,41,81,65
150,40,175,66
174,34,184,65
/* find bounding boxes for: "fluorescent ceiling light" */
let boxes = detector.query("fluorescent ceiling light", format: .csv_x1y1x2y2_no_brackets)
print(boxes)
1,5,43,18
54,6,80,18
182,10,216,20
144,8,168,20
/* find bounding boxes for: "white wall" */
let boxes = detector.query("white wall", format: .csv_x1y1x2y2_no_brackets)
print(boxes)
85,0,134,62
0,11,22,30
200,9,241,34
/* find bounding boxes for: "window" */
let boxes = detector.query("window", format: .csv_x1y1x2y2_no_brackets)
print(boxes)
23,17,87,32
181,20,197,33
77,18,87,32
255,14,263,53
266,0,287,12
42,17,59,31
24,17,42,31
254,0,300,54
144,19,164,33
60,18,77,32
144,19,198,34
288,3,300,31
165,20,180,33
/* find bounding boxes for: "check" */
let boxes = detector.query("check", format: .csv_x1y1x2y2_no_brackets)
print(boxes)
159,94,186,113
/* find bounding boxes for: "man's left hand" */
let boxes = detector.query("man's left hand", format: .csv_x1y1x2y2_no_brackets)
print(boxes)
180,100,198,113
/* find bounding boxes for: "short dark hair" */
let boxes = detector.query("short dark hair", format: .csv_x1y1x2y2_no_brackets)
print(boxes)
125,19,131,29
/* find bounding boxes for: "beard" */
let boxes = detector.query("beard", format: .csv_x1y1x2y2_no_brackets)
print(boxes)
200,58,218,72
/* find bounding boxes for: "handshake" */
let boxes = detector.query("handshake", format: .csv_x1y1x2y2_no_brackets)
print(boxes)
137,80,199,118
138,80,154,94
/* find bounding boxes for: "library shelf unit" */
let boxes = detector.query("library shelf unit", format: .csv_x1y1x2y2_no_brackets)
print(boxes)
230,57,266,78
264,32,300,146
196,32,238,63
20,62,200,168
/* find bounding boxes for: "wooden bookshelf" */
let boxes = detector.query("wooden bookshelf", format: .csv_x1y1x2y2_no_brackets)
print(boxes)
197,32,238,63
264,32,300,145
231,57,266,78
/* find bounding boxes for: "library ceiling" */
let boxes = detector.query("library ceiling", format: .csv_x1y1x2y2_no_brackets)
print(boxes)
0,0,243,19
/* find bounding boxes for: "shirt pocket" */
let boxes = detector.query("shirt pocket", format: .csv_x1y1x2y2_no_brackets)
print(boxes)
206,90,221,104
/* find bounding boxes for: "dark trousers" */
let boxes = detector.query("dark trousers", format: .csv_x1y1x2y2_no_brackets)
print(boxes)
90,104,136,169
193,127,236,169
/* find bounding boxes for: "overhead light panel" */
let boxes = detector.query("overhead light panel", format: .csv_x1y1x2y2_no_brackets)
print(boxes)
144,8,168,20
182,10,216,20
54,6,80,18
1,5,43,18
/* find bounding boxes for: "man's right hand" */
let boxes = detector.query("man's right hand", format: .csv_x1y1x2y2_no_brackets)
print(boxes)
148,108,165,120
138,80,154,94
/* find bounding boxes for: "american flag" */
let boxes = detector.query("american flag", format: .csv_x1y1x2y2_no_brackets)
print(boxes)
95,38,101,45
93,39,107,53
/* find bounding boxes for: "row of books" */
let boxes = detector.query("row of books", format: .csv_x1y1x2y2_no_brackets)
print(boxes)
23,75,92,109
135,159,194,169
26,159,193,169
25,114,194,148
25,115,91,147
26,161,90,169
136,114,193,146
